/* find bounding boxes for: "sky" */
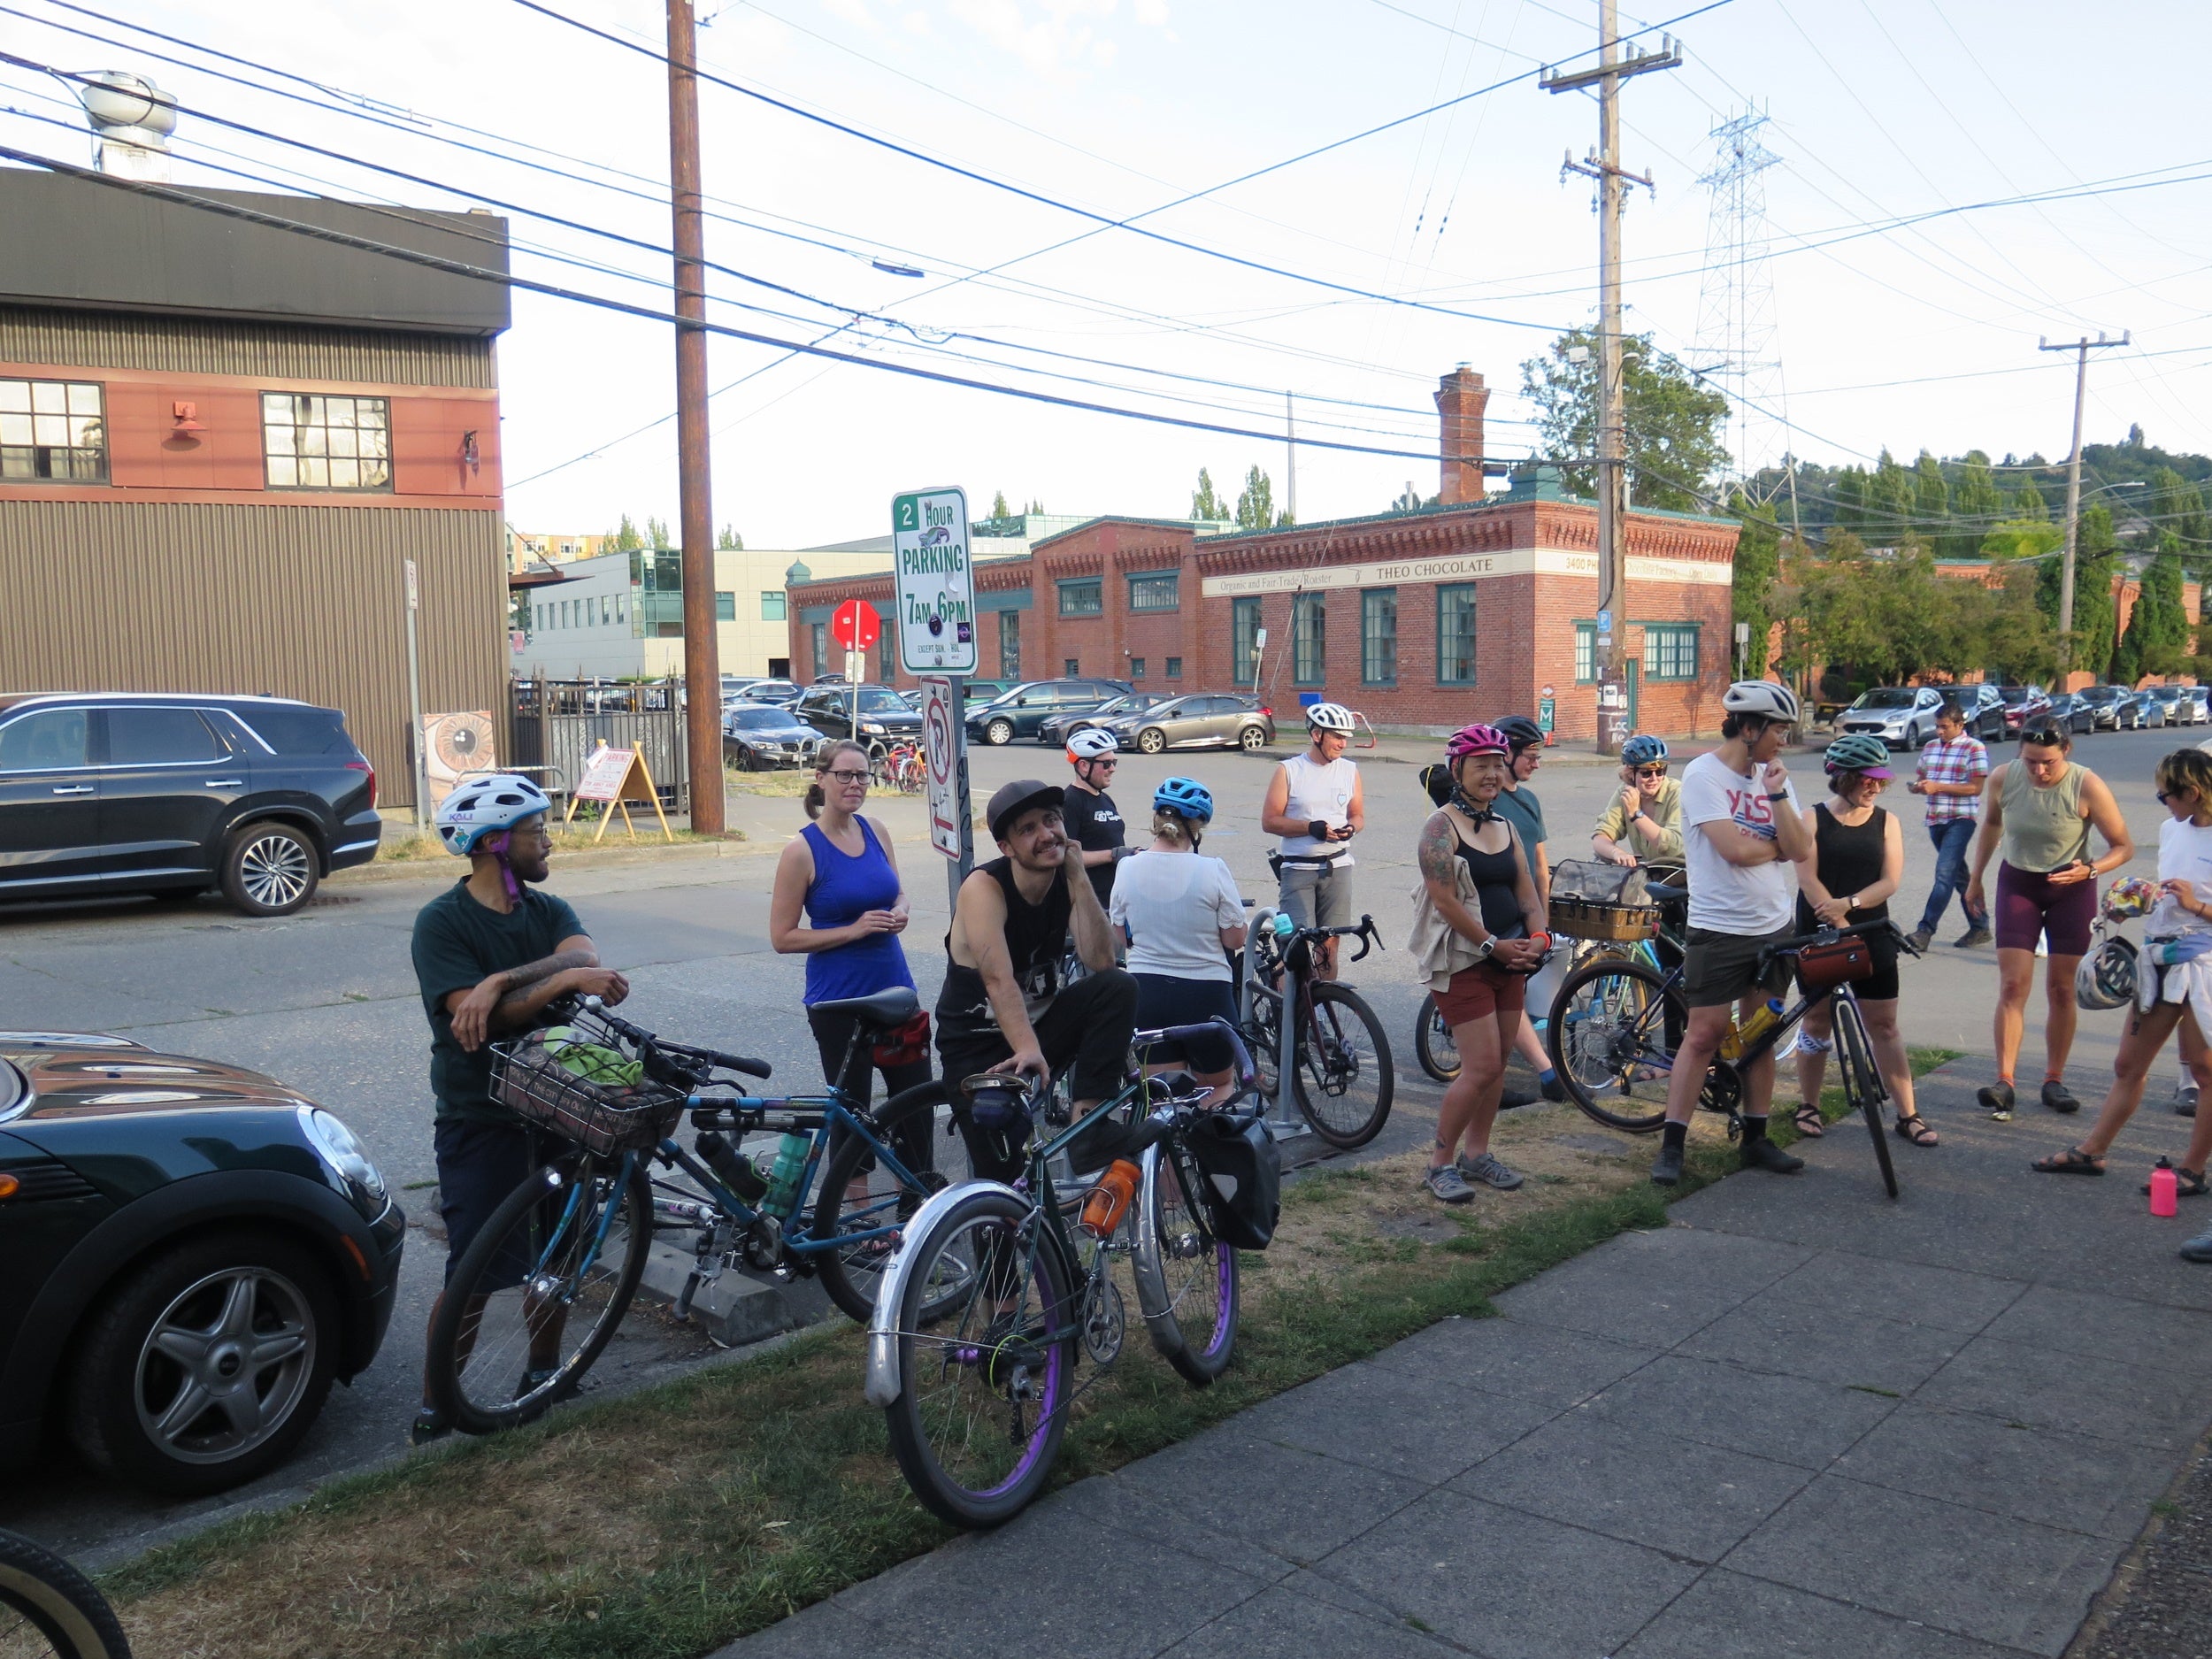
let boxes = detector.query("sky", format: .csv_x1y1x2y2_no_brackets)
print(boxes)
1,0,2202,548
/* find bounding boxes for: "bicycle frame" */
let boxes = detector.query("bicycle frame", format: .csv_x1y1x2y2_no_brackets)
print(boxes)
1240,910,1381,1134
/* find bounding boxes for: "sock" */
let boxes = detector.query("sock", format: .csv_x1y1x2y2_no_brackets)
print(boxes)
2045,1072,2064,1085
1994,1074,2013,1087
1540,1068,1558,1085
1661,1120,1688,1153
1741,1113,1770,1143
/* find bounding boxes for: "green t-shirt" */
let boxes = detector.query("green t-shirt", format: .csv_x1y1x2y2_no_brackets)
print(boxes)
1593,777,1685,860
1493,782,1547,851
412,880,586,1124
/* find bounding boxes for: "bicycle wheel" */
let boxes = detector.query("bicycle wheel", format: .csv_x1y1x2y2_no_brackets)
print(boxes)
883,1187,1076,1529
0,1530,131,1659
1413,994,1460,1083
1133,1141,1238,1385
1547,955,1680,1133
812,1080,972,1323
1291,982,1394,1148
426,1153,652,1435
1241,995,1281,1102
1833,996,1900,1199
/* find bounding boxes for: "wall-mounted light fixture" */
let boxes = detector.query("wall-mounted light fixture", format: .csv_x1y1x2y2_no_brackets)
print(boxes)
460,429,480,475
171,400,204,434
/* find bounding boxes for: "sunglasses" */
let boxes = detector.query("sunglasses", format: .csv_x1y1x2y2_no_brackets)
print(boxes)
2160,787,2197,803
1634,764,1669,779
2020,726,2066,747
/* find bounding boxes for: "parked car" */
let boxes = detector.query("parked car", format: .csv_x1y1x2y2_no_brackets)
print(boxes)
2078,685,2133,730
793,683,925,748
1936,684,2007,741
721,702,824,771
1993,684,2051,735
2150,684,2200,726
724,678,802,708
2192,687,2210,724
964,679,1133,747
962,680,1014,705
1036,692,1165,749
0,694,380,918
0,1030,403,1495
2042,692,2096,737
1837,687,1946,750
2133,688,2169,729
1103,693,1277,755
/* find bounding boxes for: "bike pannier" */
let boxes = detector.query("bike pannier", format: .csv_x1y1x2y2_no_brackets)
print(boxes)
1183,1112,1281,1250
1796,933,1874,993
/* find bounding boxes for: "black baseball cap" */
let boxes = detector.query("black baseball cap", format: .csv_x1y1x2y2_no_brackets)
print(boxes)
987,780,1064,841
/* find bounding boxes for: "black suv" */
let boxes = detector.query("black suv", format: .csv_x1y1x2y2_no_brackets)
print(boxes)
967,679,1134,746
793,683,925,748
0,694,381,918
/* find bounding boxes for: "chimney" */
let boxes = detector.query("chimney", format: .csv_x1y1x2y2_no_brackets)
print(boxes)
1433,364,1488,505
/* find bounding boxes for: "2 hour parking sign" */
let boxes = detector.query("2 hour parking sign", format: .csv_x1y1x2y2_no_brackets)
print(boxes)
892,486,977,675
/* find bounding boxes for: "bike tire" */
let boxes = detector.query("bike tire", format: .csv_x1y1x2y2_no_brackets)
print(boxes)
1413,994,1460,1083
0,1530,131,1659
1134,1141,1238,1385
426,1154,651,1435
1291,981,1394,1148
1547,955,1680,1133
883,1187,1075,1530
812,1080,968,1323
1834,996,1900,1199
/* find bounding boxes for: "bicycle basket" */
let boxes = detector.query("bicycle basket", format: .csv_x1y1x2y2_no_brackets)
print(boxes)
1796,933,1874,993
1182,1112,1280,1250
1548,859,1658,941
491,1029,686,1156
1550,859,1651,904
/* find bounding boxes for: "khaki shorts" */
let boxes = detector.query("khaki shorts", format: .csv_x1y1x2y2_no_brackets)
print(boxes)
1277,860,1352,929
1680,925,1795,1010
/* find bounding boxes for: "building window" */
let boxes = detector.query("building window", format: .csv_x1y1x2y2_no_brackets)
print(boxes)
1292,594,1326,687
1574,623,1596,685
1437,584,1477,686
1058,578,1102,618
1361,588,1397,687
1127,570,1179,612
999,611,1021,680
0,379,105,482
810,621,827,676
600,595,613,626
1643,623,1700,681
1065,658,1080,675
1131,657,1147,680
1232,597,1262,687
1165,657,1182,680
761,591,787,621
261,392,391,490
879,625,894,684
714,591,736,622
616,592,627,624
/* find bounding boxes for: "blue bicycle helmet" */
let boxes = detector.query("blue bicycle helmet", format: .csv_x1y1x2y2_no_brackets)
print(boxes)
1152,776,1215,824
1621,733,1671,766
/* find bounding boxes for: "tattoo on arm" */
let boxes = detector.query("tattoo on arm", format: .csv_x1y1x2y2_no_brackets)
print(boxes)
492,949,595,1014
1417,812,1458,886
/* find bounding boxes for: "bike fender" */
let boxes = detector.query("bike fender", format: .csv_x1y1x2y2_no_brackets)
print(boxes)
1129,1142,1186,1361
864,1178,1025,1409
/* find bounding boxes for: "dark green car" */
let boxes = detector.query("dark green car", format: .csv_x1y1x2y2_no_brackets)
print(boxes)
0,1032,404,1495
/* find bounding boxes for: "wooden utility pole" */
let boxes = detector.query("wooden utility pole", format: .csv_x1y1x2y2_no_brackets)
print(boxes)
1546,4,1678,752
668,0,723,833
2039,331,2129,670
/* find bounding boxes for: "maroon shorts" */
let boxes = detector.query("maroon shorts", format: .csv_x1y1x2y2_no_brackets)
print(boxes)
1993,860,2097,957
1433,961,1528,1027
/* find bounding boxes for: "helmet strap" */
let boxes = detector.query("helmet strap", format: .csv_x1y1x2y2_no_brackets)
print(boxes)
481,830,524,902
1448,780,1497,825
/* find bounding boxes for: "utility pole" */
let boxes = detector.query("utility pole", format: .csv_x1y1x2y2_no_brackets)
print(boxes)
2039,331,2129,673
1285,391,1297,524
1547,4,1678,753
668,0,723,834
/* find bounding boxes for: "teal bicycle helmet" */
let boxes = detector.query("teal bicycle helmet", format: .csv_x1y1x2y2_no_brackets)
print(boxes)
1152,776,1215,823
1824,733,1894,777
1621,733,1670,766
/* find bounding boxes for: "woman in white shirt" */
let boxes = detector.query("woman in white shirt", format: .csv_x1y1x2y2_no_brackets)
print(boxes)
1110,777,1249,1102
2034,748,2212,1191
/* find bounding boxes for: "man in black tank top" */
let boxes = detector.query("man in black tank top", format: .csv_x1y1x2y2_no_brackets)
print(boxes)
936,780,1138,1180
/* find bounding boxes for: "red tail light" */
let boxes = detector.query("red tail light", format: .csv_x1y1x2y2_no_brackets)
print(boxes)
348,758,377,808
1258,706,1272,718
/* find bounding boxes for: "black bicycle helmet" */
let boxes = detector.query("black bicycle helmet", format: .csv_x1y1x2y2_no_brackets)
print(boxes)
1494,714,1545,752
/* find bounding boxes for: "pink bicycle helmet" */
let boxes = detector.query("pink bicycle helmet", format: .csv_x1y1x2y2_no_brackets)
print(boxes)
1446,723,1511,761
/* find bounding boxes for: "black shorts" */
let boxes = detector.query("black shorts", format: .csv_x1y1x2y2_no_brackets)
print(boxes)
433,1118,536,1287
1132,973,1239,1071
1680,925,1796,1010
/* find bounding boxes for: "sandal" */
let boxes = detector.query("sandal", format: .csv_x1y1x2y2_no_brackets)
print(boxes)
1793,1102,1825,1138
2143,1167,2211,1198
1893,1113,1939,1148
2031,1146,2106,1176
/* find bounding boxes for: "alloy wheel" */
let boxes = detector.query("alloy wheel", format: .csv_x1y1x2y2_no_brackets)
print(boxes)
133,1266,317,1465
238,833,312,910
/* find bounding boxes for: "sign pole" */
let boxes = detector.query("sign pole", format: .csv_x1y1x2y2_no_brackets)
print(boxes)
403,557,427,835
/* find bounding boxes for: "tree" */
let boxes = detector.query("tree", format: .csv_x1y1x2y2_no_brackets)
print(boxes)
1025,498,1045,514
1234,465,1292,529
2121,543,2192,680
1519,329,1731,511
1191,468,1231,521
989,490,1012,519
1829,466,1868,538
1950,450,2004,559
715,523,743,550
2150,466,2208,554
1980,518,2062,565
646,515,672,549
1912,449,1950,548
1864,449,1916,546
604,513,649,551
1729,494,1782,677
2012,473,2048,522
2035,503,2117,674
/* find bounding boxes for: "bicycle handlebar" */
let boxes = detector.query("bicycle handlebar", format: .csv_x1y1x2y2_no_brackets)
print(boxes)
576,995,774,1079
1274,911,1384,962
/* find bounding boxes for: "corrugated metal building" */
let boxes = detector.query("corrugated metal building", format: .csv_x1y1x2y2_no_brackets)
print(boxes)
0,169,511,806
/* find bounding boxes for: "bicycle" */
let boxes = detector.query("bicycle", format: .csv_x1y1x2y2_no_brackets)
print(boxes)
425,989,972,1436
0,1529,131,1658
1413,994,1459,1083
1545,918,1916,1198
873,742,926,795
1239,912,1394,1148
865,1020,1264,1528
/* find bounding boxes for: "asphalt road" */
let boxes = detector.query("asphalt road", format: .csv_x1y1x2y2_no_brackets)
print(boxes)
3,718,2200,1560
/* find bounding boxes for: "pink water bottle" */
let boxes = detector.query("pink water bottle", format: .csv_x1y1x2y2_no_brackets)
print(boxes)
2151,1156,2179,1218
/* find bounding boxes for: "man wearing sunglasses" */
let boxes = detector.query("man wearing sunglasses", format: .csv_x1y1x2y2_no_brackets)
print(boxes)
1593,733,1684,872
1061,726,1132,908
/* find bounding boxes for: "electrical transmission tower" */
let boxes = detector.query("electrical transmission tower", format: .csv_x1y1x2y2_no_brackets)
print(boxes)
1691,108,1784,496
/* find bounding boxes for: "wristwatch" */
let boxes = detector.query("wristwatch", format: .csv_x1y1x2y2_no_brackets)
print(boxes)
1473,937,1496,961
1766,791,1789,803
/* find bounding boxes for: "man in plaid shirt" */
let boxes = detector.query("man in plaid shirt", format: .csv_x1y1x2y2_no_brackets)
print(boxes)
1905,702,1993,951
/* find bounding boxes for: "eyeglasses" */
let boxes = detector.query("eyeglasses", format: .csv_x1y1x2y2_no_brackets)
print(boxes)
1634,765,1669,779
823,768,871,785
1087,757,1119,769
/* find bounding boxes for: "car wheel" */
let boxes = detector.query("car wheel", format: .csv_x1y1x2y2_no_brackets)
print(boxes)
1137,727,1167,755
220,822,319,917
985,718,1014,746
1238,724,1267,753
66,1228,340,1497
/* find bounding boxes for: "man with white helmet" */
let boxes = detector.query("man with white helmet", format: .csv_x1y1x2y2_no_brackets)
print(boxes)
408,773,630,1444
1061,726,1133,908
1261,702,1364,980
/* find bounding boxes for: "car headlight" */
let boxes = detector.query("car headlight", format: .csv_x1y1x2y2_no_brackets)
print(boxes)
860,721,886,735
296,1105,388,1211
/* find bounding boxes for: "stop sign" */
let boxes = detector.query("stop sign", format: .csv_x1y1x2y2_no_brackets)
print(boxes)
832,598,881,653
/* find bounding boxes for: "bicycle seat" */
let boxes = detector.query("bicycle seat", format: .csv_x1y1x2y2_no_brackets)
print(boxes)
1646,881,1689,906
810,986,920,1029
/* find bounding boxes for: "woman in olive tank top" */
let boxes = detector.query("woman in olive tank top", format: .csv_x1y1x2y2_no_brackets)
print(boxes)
1789,745,1935,1146
1963,724,2134,1118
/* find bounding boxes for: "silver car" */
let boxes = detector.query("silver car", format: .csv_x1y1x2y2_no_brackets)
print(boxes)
1105,694,1276,755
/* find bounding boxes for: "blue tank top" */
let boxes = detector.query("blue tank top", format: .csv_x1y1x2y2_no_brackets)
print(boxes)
801,818,916,1005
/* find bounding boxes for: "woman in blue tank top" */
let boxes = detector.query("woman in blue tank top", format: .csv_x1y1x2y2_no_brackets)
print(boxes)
769,739,929,1111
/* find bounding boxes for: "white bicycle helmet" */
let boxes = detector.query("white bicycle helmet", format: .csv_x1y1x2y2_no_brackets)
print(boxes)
436,772,553,856
1304,702,1357,733
1721,680,1801,724
2076,933,2139,1011
1066,727,1119,763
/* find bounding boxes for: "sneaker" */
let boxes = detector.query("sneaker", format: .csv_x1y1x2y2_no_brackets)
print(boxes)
2182,1221,2212,1263
2178,1082,2200,1119
1457,1151,1526,1191
1539,1072,1568,1103
1498,1087,1540,1110
1906,927,1933,954
1425,1163,1477,1204
1741,1136,1805,1174
409,1408,452,1448
1955,927,1993,949
2041,1078,2083,1116
1978,1081,2016,1122
1650,1141,1685,1187
516,1366,560,1402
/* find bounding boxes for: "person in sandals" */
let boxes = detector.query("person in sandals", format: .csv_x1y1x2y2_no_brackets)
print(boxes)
1787,734,1936,1151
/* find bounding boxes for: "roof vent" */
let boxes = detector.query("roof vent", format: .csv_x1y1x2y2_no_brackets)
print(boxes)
76,71,176,183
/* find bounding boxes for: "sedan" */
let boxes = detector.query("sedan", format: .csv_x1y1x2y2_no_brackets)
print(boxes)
2193,687,2210,724
721,702,824,771
1103,694,1276,755
0,1031,403,1495
2078,685,2133,730
1936,684,2007,741
2132,688,2169,729
1036,692,1164,748
2151,684,2200,726
1993,685,2050,734
726,679,803,708
2042,692,2096,737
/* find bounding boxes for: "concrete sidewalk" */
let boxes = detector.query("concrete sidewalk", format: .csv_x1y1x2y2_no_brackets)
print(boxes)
714,1063,2212,1659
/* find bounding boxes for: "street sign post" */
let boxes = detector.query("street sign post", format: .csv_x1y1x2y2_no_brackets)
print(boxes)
830,599,880,735
919,675,974,879
892,486,977,676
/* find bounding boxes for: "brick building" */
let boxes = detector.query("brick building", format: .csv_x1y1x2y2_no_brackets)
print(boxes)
787,366,1740,741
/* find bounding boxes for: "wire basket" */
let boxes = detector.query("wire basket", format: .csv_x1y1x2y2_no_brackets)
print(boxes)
490,1033,687,1156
